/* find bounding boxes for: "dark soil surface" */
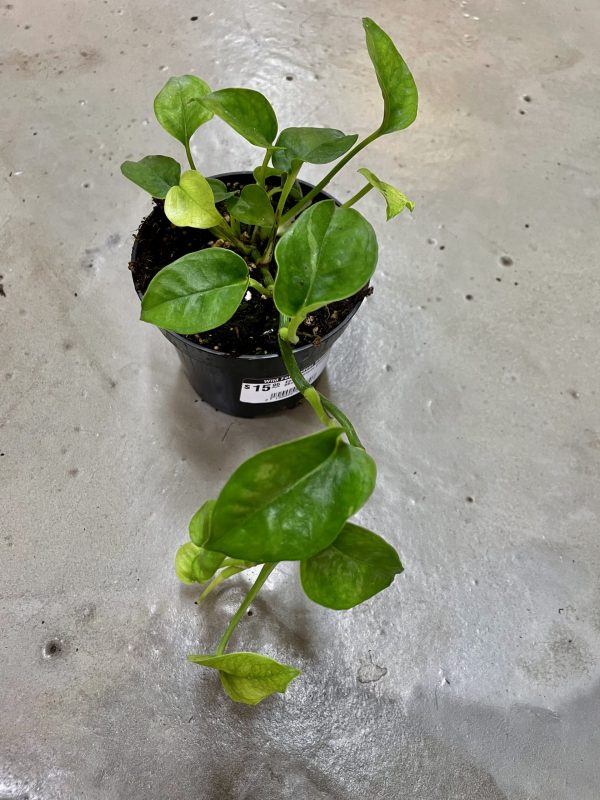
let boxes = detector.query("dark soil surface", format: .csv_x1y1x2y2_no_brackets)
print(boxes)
129,184,371,357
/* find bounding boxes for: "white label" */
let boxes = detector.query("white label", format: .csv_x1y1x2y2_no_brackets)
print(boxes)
240,354,329,404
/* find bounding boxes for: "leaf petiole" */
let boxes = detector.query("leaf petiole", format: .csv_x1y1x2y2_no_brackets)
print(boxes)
341,183,373,209
280,130,381,225
215,563,278,655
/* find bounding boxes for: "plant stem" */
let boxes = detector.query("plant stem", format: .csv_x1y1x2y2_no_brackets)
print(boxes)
258,164,301,266
280,130,381,225
257,149,272,188
215,563,277,655
185,141,197,171
248,278,272,298
279,328,364,446
341,183,373,209
195,566,249,605
278,333,334,428
320,397,364,449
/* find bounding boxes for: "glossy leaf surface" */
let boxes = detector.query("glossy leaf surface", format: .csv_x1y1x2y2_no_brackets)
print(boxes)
189,499,216,546
153,75,213,146
358,167,414,220
141,249,249,334
300,522,403,609
272,127,358,172
363,17,418,134
226,184,275,226
188,652,300,705
120,155,181,198
201,88,278,148
274,200,377,317
207,177,236,203
207,428,376,562
164,170,223,229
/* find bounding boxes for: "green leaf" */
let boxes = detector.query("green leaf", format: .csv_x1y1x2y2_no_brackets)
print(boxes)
164,170,223,229
174,541,225,583
187,652,300,705
201,89,278,148
175,542,201,584
206,177,236,203
300,522,403,609
357,167,414,220
252,165,284,183
140,248,249,334
274,200,378,318
120,155,181,198
192,547,226,582
189,499,216,546
206,428,376,562
153,75,213,146
225,184,275,227
272,127,358,172
363,17,418,134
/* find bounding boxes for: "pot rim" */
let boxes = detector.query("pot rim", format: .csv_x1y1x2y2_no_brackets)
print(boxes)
130,171,366,362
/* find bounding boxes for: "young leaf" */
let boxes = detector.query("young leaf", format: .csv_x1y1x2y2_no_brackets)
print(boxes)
153,75,213,146
189,499,216,546
363,17,418,134
140,249,249,334
274,200,378,318
272,127,358,172
192,547,226,582
187,652,300,705
225,184,275,227
206,177,236,203
206,428,376,562
175,542,225,583
357,167,414,220
200,88,278,148
300,522,403,610
164,170,223,229
175,542,202,584
252,165,284,183
120,155,181,198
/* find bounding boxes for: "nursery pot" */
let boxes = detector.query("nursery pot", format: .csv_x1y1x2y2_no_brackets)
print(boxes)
130,172,366,418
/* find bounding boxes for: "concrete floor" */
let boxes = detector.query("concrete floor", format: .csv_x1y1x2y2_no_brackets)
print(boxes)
2,0,599,797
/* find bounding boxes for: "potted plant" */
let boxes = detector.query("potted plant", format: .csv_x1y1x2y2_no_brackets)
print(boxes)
122,17,417,704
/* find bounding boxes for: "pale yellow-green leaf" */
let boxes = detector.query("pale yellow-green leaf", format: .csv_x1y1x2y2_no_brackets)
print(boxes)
164,170,223,229
358,167,414,221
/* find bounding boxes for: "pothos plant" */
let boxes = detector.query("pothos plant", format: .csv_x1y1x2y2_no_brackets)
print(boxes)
121,18,417,704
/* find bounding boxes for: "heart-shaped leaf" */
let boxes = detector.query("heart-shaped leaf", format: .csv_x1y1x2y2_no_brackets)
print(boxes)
175,542,202,584
300,522,403,609
120,155,181,198
141,248,249,334
201,88,278,148
187,652,300,705
206,428,376,562
154,75,213,146
226,184,275,227
274,199,378,318
363,17,418,134
272,127,358,172
164,170,223,229
175,542,225,583
206,177,236,203
189,499,216,546
358,167,414,220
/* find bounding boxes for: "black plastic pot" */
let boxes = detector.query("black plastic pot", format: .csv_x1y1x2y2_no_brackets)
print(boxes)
130,172,365,418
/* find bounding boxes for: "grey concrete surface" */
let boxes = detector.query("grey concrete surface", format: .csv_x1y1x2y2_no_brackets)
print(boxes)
1,0,599,797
